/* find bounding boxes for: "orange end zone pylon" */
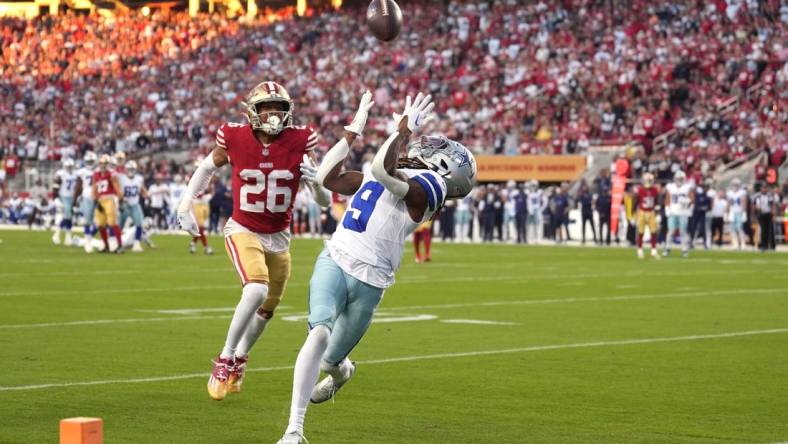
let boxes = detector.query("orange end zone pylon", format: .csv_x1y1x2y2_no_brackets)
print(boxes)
60,417,103,444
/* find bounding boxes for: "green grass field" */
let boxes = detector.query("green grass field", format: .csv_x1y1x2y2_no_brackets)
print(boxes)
1,230,787,443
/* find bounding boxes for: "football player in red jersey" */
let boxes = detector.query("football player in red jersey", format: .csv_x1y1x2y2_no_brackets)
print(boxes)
92,154,124,253
635,172,661,259
177,82,374,401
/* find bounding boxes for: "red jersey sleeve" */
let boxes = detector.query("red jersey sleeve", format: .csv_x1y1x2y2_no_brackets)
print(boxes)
216,123,229,151
305,127,318,152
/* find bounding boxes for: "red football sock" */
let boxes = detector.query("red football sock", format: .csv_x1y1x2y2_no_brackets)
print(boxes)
198,227,208,246
637,233,643,248
424,230,432,259
112,225,122,246
414,232,422,259
99,227,109,249
651,234,657,248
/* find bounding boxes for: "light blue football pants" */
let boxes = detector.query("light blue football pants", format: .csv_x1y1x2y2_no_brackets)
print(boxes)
120,203,144,228
307,248,384,366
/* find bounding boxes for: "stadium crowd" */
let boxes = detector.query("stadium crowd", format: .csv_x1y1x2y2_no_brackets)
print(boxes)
1,0,786,175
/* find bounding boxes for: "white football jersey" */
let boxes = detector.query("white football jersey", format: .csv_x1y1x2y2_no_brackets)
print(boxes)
169,183,187,210
121,174,145,206
55,169,78,199
77,167,94,199
326,168,447,289
666,182,693,216
726,189,747,213
526,189,544,215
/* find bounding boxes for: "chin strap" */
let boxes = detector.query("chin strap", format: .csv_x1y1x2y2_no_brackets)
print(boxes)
178,155,218,213
315,137,350,187
371,131,409,199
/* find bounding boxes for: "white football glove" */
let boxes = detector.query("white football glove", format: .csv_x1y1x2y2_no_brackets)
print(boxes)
344,90,375,136
299,154,318,184
176,200,200,237
393,92,435,133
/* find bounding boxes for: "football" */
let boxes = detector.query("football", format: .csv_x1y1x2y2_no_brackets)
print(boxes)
366,0,402,42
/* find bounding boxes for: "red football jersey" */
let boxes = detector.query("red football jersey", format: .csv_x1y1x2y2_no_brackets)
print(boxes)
217,122,317,233
637,185,660,211
93,170,118,198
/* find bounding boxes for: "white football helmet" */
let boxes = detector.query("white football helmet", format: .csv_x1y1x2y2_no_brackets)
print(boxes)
242,81,293,135
406,135,477,199
125,160,138,174
731,177,741,190
674,170,686,185
84,151,97,167
62,158,75,170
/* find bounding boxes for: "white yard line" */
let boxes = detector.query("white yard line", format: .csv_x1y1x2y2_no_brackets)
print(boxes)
441,319,520,326
2,288,784,330
1,328,785,392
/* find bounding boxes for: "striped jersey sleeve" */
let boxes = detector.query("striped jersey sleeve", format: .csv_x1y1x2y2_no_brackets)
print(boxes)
411,170,447,213
305,127,319,152
216,123,228,150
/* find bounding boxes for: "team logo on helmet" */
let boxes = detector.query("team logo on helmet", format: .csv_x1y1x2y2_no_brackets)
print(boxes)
242,81,294,135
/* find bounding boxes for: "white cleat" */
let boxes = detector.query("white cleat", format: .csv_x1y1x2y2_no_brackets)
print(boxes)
310,362,355,404
276,431,308,444
651,249,660,260
64,233,72,246
204,246,214,255
84,239,94,253
131,241,144,253
52,232,61,245
637,249,644,260
189,242,196,254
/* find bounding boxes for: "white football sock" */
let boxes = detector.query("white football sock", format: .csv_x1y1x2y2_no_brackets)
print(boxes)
235,311,270,358
286,325,330,435
220,283,268,359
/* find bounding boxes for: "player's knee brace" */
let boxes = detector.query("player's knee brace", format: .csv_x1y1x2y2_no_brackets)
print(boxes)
241,282,269,312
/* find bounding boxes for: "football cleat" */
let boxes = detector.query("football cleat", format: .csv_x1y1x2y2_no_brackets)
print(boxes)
204,246,214,256
207,356,234,401
276,431,308,444
651,249,660,259
84,239,94,253
131,241,144,253
637,249,644,259
310,362,355,404
52,232,61,245
64,233,72,246
189,242,196,254
227,355,247,393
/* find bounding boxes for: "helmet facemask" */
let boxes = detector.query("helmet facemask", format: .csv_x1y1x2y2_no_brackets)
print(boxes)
405,135,476,199
242,82,294,136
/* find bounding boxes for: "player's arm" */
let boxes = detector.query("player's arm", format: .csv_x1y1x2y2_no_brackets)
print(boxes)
177,148,227,235
140,184,149,199
301,149,333,207
313,91,375,196
91,177,98,201
111,175,123,200
73,177,82,201
371,93,435,221
52,175,61,197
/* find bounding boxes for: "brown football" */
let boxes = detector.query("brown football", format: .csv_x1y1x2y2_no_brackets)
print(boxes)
366,0,403,42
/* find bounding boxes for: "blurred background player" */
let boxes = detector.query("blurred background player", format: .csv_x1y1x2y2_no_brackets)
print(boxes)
413,220,432,263
726,178,748,250
111,152,126,175
169,174,187,231
119,160,148,253
635,173,660,259
526,180,545,244
176,81,338,401
188,160,214,255
148,174,169,231
278,92,476,444
92,154,124,253
74,151,97,252
51,158,78,246
663,171,695,257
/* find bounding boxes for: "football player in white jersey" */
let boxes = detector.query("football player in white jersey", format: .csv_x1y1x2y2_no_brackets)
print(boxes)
168,174,187,230
119,160,148,252
663,170,695,257
74,151,98,252
525,180,545,244
51,158,79,246
725,178,748,250
277,93,477,444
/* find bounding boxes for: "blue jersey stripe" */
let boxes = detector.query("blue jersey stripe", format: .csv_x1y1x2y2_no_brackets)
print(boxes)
421,173,444,206
412,175,436,211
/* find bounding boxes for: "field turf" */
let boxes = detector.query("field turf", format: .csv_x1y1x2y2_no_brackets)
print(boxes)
0,230,787,443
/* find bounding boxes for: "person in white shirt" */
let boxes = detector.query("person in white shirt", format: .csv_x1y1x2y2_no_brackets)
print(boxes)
147,175,170,230
168,174,187,229
726,178,748,250
663,171,695,257
709,190,728,248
